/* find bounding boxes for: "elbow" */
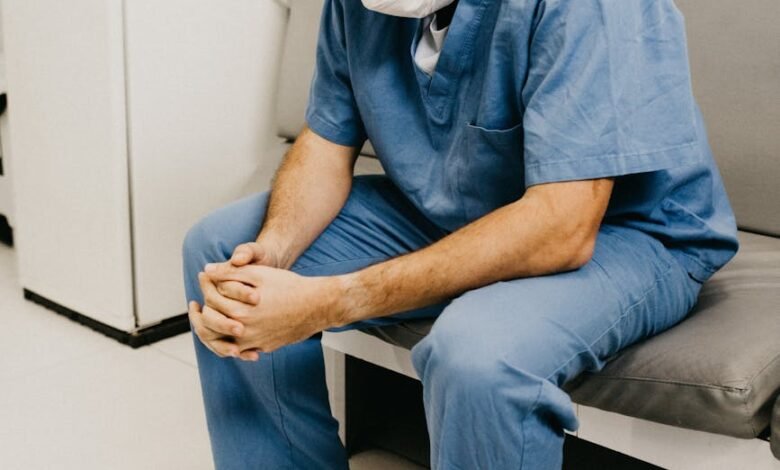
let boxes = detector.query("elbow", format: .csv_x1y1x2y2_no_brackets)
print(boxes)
567,242,596,270
560,234,598,271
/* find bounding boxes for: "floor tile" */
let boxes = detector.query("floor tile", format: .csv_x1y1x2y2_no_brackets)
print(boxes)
350,449,427,470
152,331,198,368
0,345,212,469
0,245,116,382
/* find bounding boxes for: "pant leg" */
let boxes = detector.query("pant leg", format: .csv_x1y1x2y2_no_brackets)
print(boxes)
411,224,703,469
182,175,446,469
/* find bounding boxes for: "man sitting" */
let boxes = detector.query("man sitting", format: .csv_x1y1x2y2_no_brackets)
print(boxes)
182,0,739,467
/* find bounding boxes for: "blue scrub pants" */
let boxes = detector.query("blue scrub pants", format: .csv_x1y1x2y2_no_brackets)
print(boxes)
182,175,702,469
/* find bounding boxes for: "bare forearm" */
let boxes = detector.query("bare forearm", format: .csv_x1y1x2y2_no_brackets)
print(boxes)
258,126,359,268
332,179,613,326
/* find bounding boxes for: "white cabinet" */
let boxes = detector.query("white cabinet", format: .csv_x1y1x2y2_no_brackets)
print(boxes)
0,1,14,242
0,61,13,243
3,0,288,342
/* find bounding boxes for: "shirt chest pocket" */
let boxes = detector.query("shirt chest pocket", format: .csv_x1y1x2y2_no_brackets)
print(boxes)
458,122,527,221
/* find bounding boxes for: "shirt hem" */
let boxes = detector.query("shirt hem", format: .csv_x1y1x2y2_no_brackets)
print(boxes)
668,249,718,284
524,141,700,187
305,111,367,148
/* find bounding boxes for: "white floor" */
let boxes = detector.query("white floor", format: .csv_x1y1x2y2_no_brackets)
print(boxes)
0,242,423,469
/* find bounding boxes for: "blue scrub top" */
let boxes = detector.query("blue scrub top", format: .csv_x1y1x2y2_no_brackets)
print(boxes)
304,0,739,283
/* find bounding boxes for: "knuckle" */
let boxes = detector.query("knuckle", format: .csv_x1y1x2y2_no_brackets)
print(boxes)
217,320,232,335
232,309,249,322
201,318,216,333
206,315,230,335
216,283,227,296
211,320,229,336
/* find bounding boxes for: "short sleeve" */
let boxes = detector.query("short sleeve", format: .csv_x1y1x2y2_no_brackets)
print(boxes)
522,0,701,187
304,0,367,147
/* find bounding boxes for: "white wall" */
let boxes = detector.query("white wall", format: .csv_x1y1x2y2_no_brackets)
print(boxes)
0,1,5,52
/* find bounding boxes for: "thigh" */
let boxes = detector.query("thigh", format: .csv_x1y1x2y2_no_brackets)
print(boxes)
291,175,447,276
415,224,703,386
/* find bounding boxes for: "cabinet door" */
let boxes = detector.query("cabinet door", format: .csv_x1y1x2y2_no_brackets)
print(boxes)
0,115,13,227
4,0,135,330
124,0,288,326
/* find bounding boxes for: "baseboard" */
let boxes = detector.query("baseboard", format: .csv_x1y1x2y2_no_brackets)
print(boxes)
0,214,12,246
23,289,190,348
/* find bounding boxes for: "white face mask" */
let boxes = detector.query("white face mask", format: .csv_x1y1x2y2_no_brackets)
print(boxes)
361,0,456,18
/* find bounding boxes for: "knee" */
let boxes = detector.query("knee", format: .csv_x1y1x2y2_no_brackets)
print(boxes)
182,212,244,281
414,338,500,399
411,300,580,430
181,192,270,272
182,216,225,271
411,293,579,391
411,292,584,432
412,300,508,396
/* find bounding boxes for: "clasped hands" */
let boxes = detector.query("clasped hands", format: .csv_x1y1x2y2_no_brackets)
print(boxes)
189,242,343,361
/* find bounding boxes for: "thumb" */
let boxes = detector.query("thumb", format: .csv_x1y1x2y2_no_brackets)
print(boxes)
230,243,262,266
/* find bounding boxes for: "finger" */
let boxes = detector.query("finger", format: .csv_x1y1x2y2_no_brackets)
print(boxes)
188,300,207,336
216,280,259,305
199,272,253,319
203,262,260,286
202,305,244,337
189,302,236,357
230,243,261,267
238,349,261,361
206,337,241,359
189,300,231,341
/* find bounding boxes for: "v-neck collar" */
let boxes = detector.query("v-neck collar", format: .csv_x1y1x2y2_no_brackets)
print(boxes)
409,0,490,124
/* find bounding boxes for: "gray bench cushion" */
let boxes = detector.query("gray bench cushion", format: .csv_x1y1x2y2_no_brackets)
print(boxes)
364,231,780,439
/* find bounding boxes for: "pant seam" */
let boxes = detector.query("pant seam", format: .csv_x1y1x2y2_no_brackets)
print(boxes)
518,379,545,469
269,354,296,469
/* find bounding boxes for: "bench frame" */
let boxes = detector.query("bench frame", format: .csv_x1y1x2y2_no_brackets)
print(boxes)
322,330,776,470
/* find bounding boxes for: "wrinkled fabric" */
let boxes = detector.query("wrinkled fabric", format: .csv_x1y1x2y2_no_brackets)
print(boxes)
306,0,738,282
184,175,703,469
